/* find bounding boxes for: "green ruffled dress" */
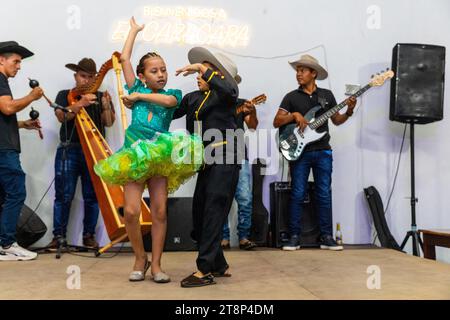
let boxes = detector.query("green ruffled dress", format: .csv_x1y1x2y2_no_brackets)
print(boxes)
94,79,203,193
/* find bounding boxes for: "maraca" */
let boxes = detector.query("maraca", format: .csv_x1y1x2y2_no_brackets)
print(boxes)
28,78,52,105
29,107,39,120
28,78,73,114
29,78,40,89
29,107,43,139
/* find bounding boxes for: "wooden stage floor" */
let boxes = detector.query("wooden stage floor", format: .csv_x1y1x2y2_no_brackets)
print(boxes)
1,247,449,300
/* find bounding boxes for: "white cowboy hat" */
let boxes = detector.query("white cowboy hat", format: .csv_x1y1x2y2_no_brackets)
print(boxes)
188,47,242,90
288,54,328,80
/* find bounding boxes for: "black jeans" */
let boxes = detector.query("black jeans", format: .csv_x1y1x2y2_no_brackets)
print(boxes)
192,164,240,274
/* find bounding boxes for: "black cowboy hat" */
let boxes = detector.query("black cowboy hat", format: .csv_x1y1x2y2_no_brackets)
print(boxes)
0,41,34,59
65,58,97,74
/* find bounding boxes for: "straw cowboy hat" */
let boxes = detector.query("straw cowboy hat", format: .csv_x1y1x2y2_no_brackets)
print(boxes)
288,54,328,80
0,41,34,59
188,47,242,90
65,58,98,74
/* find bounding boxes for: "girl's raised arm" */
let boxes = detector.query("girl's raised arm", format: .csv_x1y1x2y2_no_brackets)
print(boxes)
121,17,144,89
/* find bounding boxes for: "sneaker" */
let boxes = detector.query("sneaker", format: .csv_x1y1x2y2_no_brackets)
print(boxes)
83,234,99,248
0,242,38,261
320,235,343,251
282,235,301,251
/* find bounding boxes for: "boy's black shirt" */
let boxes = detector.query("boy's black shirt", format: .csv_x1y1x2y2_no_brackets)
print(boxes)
173,68,240,149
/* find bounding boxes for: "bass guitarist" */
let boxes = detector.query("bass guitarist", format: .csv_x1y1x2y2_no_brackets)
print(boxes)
273,54,356,251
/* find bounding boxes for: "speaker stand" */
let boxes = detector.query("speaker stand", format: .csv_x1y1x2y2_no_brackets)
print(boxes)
400,123,424,256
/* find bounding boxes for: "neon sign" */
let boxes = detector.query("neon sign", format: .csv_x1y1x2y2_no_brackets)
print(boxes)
112,6,250,47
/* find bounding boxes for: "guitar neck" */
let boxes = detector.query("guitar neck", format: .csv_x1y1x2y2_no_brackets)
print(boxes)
310,84,371,130
236,104,250,114
236,95,265,114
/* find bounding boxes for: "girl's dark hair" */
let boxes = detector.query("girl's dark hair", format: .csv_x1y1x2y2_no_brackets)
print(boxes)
136,52,163,75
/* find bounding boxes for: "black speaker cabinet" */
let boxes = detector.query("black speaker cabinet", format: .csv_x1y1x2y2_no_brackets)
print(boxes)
269,181,320,248
143,197,196,251
15,205,48,248
390,43,445,124
0,190,47,248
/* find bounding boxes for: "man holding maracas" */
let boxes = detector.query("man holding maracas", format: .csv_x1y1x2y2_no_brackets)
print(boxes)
0,41,43,261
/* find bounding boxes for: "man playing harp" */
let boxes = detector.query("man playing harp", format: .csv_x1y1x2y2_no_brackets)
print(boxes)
47,58,115,249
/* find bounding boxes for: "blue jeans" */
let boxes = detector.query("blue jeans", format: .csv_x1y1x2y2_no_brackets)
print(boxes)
53,144,99,238
223,160,252,241
289,150,333,237
0,150,27,247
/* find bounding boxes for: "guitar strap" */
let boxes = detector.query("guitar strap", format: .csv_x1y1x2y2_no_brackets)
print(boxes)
287,158,291,183
317,90,328,110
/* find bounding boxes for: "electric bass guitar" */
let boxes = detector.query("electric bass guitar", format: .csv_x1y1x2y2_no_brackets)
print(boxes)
278,70,394,161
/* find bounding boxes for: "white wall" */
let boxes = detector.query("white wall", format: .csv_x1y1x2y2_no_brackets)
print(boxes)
2,0,450,263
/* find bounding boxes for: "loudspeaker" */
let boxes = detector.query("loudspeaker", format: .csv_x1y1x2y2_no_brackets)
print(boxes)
16,205,48,248
390,43,446,124
143,197,196,251
0,191,47,248
269,182,320,248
